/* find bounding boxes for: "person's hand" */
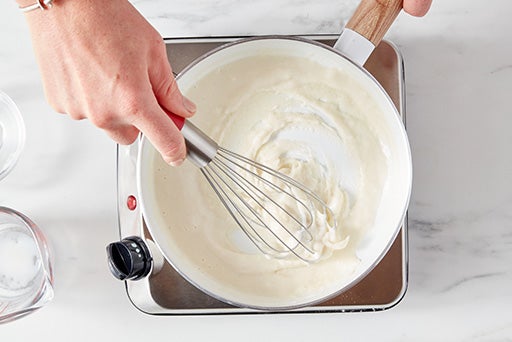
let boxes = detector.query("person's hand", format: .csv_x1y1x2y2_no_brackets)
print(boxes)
403,0,432,17
23,0,194,166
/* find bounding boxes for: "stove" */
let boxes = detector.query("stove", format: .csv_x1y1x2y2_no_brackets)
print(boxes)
110,36,408,314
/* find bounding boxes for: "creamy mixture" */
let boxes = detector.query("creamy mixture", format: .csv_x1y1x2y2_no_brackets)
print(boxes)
152,54,390,307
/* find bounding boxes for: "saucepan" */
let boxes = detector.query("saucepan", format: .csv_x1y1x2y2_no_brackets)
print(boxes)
136,0,412,310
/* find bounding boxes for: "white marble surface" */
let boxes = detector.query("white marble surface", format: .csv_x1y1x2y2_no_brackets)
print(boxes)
1,0,511,340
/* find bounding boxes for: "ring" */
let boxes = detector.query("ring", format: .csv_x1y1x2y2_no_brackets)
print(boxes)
19,0,53,13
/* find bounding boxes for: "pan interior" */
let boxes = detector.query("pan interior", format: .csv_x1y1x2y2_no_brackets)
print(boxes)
139,38,411,309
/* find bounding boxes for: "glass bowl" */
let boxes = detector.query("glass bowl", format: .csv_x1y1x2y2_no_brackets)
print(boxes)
0,207,54,324
0,90,25,181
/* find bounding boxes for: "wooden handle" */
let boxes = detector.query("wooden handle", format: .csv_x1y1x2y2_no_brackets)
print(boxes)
346,0,403,46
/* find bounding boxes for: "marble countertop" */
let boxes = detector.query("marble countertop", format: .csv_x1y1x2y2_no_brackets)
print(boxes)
1,0,511,340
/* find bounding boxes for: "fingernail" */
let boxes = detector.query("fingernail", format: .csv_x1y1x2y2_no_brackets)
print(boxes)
168,158,185,167
183,96,196,114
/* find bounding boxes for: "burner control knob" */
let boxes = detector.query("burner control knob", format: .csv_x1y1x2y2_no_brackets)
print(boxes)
106,236,152,281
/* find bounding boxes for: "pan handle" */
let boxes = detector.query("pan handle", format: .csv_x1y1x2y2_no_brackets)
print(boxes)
347,0,402,46
334,0,402,66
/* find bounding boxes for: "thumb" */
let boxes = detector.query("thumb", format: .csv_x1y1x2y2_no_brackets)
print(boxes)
404,0,432,17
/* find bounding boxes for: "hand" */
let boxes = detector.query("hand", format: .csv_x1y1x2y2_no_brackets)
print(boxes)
23,0,194,166
403,0,432,17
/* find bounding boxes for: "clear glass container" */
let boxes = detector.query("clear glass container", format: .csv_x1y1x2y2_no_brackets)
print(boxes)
0,207,54,324
0,90,25,181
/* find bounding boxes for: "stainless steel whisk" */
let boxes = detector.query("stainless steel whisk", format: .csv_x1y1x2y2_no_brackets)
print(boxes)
170,114,337,263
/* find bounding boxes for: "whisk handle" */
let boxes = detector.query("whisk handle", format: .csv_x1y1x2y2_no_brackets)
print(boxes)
167,112,218,168
168,112,186,130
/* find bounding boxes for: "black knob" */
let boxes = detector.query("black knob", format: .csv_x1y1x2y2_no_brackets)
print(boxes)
106,236,152,281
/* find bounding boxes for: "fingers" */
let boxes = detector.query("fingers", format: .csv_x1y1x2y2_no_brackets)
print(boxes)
131,101,187,166
403,0,432,17
48,69,190,165
143,48,196,166
105,125,140,145
150,53,197,118
157,75,197,117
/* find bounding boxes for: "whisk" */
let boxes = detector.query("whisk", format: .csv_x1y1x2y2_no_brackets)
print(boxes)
170,114,337,263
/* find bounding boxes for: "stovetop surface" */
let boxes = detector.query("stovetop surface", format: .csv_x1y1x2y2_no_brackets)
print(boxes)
116,35,408,315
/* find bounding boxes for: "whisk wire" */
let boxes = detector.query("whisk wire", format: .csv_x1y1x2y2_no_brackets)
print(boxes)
216,149,315,234
220,148,317,197
212,152,316,253
208,159,315,257
220,148,336,228
201,167,276,256
204,167,317,262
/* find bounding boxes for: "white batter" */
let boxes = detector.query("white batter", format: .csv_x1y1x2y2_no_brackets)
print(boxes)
152,54,390,307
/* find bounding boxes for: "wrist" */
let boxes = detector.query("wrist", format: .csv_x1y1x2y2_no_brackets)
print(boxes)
16,0,36,7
